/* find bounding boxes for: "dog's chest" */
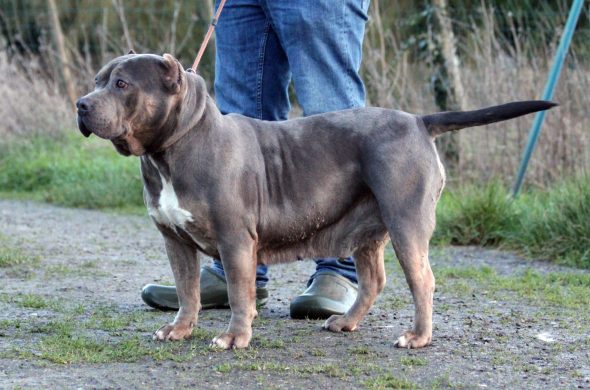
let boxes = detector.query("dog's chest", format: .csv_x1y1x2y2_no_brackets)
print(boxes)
141,157,193,231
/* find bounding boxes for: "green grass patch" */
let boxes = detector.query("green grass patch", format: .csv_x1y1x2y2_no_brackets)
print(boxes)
400,356,427,367
37,333,205,364
435,181,517,247
0,293,60,310
364,373,417,390
215,362,233,373
20,294,52,309
510,179,590,268
310,348,326,357
3,310,208,364
43,262,108,278
435,177,590,269
436,266,590,309
252,336,285,349
349,345,371,355
0,135,144,210
0,246,39,268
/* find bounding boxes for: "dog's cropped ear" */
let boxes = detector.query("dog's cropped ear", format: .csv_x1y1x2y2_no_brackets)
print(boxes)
160,53,184,94
127,49,136,55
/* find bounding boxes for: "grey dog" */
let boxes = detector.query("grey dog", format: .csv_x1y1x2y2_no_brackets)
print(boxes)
76,53,555,349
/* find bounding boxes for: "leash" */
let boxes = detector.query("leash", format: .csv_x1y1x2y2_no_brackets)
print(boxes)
190,0,228,72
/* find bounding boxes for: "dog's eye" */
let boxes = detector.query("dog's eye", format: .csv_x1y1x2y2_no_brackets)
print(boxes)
116,79,128,89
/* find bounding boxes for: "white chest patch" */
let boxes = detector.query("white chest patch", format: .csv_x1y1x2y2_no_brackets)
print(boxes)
145,158,193,231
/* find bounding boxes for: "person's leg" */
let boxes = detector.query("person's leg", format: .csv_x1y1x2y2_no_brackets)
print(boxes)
209,260,269,288
214,0,291,120
263,0,369,115
213,0,291,287
264,0,370,318
143,0,290,310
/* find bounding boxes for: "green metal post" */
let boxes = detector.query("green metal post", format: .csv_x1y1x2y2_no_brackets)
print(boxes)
512,0,585,197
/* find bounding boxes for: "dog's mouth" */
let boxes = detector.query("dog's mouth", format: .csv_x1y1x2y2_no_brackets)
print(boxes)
77,116,92,138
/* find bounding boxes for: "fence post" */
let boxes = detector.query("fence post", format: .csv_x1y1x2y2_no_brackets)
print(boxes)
512,0,585,197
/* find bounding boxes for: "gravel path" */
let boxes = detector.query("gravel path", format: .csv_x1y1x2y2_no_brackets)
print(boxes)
0,200,588,389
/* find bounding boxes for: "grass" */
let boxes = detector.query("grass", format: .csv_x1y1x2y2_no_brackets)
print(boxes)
0,134,144,211
1,134,588,268
0,293,61,311
400,356,427,367
511,180,590,268
0,307,208,364
434,177,590,269
364,373,417,390
0,246,39,268
434,181,517,247
436,266,590,310
37,332,207,364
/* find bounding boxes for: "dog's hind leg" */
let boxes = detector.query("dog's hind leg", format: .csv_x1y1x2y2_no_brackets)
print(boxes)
377,180,437,348
323,238,387,332
389,222,435,349
363,140,441,348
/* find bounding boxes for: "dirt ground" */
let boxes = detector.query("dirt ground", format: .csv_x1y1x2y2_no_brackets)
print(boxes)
0,199,589,389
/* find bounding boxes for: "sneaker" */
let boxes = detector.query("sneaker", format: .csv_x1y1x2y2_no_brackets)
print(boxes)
141,265,269,310
289,271,358,320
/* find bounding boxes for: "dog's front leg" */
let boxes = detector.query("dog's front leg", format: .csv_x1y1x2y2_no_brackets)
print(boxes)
154,234,201,341
211,238,257,349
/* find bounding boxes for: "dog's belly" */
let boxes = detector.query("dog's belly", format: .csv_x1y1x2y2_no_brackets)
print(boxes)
257,194,388,264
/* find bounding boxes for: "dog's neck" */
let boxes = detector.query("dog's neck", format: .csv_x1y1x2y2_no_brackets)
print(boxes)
154,72,219,154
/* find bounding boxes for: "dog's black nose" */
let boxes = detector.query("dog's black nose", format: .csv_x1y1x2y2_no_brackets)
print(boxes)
76,98,91,115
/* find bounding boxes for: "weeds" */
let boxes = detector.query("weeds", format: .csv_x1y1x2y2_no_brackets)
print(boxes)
0,52,71,140
0,135,143,210
433,176,590,269
364,373,417,390
435,181,517,246
510,179,590,268
436,266,590,309
0,246,39,268
400,356,427,367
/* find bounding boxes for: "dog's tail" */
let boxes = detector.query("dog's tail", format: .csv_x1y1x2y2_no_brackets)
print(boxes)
421,100,557,137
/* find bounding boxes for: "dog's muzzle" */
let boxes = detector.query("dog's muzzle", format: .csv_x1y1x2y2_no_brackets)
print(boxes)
76,97,93,137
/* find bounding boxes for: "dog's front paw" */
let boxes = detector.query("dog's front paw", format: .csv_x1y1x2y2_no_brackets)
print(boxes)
394,330,431,349
153,322,193,342
210,330,251,349
322,314,358,332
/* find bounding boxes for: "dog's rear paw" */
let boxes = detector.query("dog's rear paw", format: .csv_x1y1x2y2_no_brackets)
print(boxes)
394,331,431,349
153,322,193,342
322,314,358,332
210,331,251,349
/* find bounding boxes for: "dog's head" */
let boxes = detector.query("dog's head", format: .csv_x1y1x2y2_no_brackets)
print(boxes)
76,52,187,156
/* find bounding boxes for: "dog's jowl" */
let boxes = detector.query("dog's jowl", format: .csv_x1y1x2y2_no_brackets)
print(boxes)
77,53,556,349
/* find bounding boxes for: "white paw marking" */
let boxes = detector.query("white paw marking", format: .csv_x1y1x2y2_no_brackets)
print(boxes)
396,335,408,347
211,337,229,349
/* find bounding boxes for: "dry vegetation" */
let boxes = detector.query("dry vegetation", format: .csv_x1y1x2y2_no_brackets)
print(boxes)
0,1,588,187
0,51,72,138
362,5,590,187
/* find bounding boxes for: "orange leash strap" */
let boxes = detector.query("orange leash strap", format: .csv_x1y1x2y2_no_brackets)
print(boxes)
191,0,228,72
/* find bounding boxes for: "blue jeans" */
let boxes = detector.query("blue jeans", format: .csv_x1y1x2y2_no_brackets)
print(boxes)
211,0,370,286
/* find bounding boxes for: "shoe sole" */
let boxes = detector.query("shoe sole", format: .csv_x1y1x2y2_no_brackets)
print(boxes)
289,296,347,320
